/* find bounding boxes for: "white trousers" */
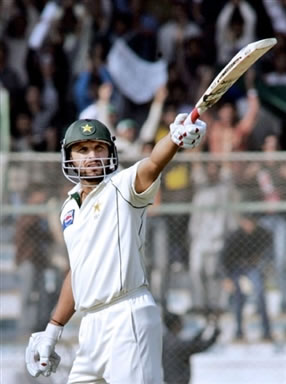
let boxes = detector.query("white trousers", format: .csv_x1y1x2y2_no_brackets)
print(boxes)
68,287,163,384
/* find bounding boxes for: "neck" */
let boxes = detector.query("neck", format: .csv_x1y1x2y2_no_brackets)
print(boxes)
79,175,106,201
81,187,93,202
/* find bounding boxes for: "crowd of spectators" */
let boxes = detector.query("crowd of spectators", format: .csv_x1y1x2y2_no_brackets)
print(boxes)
0,0,285,153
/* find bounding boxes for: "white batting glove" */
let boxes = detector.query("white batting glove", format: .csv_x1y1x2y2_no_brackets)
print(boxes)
25,323,63,377
170,113,207,148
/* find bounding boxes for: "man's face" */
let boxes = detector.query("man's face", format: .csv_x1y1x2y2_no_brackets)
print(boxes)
70,140,110,179
239,217,256,233
218,103,235,125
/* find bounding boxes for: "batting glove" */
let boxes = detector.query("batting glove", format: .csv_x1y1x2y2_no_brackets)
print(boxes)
25,323,63,377
170,113,207,148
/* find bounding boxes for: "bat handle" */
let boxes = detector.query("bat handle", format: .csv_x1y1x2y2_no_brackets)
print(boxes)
190,107,200,123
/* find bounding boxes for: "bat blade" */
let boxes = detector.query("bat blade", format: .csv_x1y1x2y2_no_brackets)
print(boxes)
189,38,277,123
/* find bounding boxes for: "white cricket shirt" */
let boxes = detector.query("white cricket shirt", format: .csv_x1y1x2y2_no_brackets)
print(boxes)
60,161,160,311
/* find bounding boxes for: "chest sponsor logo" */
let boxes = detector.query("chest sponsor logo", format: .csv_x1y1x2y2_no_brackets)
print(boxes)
62,209,75,230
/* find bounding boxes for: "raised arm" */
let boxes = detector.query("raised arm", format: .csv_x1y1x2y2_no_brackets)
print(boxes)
138,85,168,144
135,114,207,193
236,69,260,143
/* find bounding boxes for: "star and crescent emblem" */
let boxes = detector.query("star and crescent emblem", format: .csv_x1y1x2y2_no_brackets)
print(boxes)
93,202,102,218
81,123,95,135
94,202,101,213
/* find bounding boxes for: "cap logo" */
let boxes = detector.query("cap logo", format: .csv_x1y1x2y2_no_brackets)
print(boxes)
81,123,95,135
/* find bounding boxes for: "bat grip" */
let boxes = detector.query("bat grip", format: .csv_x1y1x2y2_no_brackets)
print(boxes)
190,108,200,123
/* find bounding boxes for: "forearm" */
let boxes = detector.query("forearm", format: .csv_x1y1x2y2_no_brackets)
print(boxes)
239,92,259,135
135,133,178,193
149,133,178,171
136,115,206,193
216,3,233,39
139,102,163,143
96,101,116,135
50,270,75,326
238,2,256,39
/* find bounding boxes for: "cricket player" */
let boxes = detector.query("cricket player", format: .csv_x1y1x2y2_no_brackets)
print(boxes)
25,114,206,383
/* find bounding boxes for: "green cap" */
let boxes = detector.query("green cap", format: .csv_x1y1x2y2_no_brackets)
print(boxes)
63,119,113,148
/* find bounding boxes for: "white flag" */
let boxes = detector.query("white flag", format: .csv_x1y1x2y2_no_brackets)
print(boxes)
107,39,167,104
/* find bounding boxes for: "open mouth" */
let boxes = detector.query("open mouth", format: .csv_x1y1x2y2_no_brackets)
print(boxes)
86,163,100,168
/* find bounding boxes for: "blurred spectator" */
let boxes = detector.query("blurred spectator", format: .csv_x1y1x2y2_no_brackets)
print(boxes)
0,0,283,154
11,112,34,151
27,0,87,76
46,184,70,275
14,185,60,333
191,0,228,65
262,0,286,35
160,165,191,270
50,0,112,79
25,4,75,143
79,82,116,133
109,10,133,44
175,32,213,108
162,311,220,384
115,85,168,154
117,11,160,122
152,98,178,144
165,62,188,111
257,135,286,313
215,0,257,66
188,162,238,312
144,190,167,306
73,38,112,114
221,213,273,341
88,0,113,39
1,0,39,86
235,135,286,314
115,118,139,155
256,34,286,148
0,39,24,129
263,50,286,86
51,0,85,63
157,0,201,64
207,70,260,153
139,85,168,139
107,30,167,126
23,82,58,151
69,0,113,76
128,13,159,62
26,45,71,133
247,107,282,152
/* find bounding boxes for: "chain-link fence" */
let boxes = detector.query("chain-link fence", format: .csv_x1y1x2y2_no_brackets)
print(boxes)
1,151,286,383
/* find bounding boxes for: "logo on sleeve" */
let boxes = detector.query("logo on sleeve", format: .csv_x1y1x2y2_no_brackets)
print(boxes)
62,209,75,230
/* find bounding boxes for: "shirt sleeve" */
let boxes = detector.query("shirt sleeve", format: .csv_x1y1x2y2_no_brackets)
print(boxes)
111,160,161,207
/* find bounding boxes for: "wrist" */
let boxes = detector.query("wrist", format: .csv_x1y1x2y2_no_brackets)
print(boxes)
46,323,63,340
50,318,65,327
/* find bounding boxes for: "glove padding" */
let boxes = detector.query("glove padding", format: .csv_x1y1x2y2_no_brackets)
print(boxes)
25,323,63,377
170,113,206,148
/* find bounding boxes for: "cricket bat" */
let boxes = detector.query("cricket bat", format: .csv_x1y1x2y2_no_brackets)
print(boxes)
188,38,277,123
